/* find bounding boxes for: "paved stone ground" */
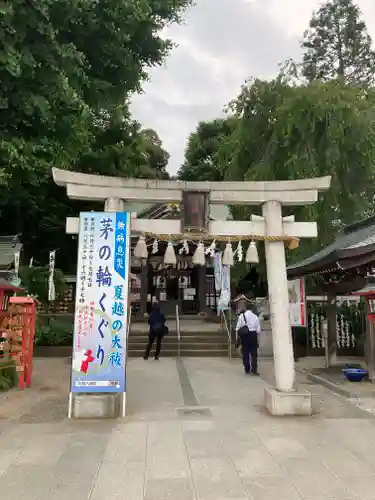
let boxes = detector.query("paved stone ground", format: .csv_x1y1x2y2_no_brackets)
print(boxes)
2,357,375,499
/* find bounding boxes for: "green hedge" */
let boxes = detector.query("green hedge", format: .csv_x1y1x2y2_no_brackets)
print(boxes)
34,315,73,347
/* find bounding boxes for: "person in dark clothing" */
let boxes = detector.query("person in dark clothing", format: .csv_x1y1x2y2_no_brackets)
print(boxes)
143,303,167,360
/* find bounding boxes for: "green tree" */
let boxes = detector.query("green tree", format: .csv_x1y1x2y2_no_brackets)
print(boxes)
74,107,169,179
222,77,375,262
0,0,190,270
178,118,237,181
301,0,375,84
0,0,191,183
19,266,67,305
139,129,170,179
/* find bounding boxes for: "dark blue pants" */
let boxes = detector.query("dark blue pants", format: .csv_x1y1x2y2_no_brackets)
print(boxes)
144,334,162,359
240,331,258,373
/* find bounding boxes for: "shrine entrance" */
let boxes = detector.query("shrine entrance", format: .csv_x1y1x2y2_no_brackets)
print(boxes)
131,254,215,317
53,167,331,417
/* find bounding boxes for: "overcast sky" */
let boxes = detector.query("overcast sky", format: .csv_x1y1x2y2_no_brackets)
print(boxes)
130,0,375,175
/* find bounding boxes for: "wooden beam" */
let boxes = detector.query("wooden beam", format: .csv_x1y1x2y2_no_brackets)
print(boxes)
66,217,318,239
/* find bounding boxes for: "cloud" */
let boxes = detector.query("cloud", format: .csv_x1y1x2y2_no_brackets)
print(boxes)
131,0,375,175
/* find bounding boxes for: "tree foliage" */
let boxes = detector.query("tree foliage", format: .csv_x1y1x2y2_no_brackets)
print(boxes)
177,118,237,181
301,0,375,85
19,266,67,305
222,77,375,262
0,0,190,270
139,128,170,179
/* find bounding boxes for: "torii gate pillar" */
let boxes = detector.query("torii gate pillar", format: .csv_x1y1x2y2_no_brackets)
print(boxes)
53,168,331,417
263,201,294,392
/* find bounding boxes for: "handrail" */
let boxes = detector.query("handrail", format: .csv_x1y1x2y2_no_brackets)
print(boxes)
176,304,181,358
221,310,232,359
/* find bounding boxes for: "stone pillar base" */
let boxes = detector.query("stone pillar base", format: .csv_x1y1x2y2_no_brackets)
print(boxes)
72,393,121,419
264,388,312,416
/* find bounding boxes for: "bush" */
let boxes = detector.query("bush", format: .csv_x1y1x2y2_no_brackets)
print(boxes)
0,360,18,390
34,315,73,347
19,266,67,305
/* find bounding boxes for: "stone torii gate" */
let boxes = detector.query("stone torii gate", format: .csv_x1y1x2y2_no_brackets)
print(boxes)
53,167,331,416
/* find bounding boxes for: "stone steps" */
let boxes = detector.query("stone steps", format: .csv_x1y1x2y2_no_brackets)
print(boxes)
128,348,228,358
128,322,230,358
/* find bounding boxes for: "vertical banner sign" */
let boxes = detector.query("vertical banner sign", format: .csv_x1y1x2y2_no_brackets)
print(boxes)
71,212,131,393
48,250,56,301
14,251,20,277
213,252,222,292
288,278,306,327
218,264,231,312
213,252,222,315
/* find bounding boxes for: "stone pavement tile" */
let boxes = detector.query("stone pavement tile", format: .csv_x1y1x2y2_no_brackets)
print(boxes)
218,429,262,456
14,433,67,466
228,448,284,477
35,431,110,499
337,474,375,500
275,456,336,477
311,446,375,476
0,464,50,500
0,448,21,476
37,480,96,500
104,422,147,464
184,430,227,459
288,470,351,499
260,436,309,458
144,478,194,500
126,359,183,417
146,454,191,480
337,432,375,458
242,474,302,500
146,422,190,480
55,432,108,476
190,456,250,500
147,422,186,459
147,421,185,450
90,460,145,500
182,420,216,432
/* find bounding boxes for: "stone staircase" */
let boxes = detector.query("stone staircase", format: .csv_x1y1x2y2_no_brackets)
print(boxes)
127,317,230,358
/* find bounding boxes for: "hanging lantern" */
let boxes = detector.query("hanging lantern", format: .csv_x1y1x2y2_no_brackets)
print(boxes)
222,242,234,267
246,241,259,264
193,242,206,266
133,236,148,259
164,242,177,266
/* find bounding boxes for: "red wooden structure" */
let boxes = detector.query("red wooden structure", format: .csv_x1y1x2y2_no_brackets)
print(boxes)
0,291,36,390
352,281,375,324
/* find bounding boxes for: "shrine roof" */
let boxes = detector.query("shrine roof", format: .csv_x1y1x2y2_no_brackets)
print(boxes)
0,278,23,292
287,216,375,279
0,235,22,270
